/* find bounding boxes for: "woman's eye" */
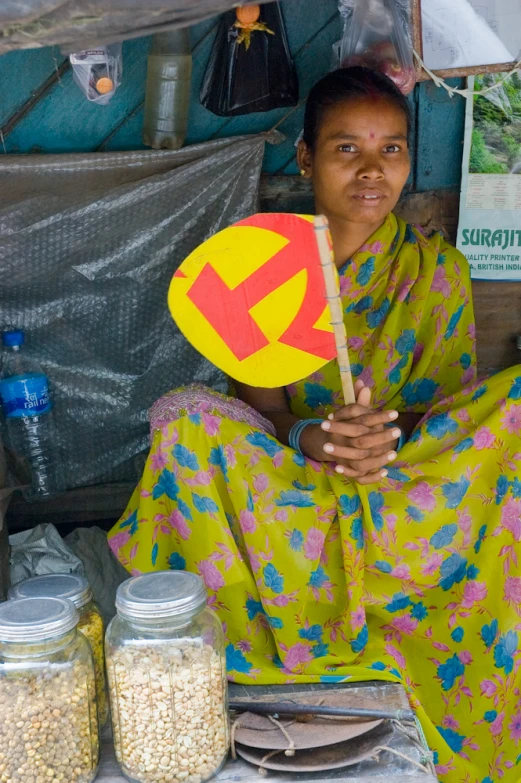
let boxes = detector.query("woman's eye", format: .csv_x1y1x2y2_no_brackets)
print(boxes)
384,145,401,153
338,144,356,153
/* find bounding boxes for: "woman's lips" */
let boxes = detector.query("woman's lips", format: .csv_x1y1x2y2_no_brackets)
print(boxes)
352,190,386,204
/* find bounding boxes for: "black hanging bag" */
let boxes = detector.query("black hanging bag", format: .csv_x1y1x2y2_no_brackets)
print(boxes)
200,2,299,117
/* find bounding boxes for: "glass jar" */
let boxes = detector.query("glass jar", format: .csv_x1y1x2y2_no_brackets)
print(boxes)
8,573,109,727
106,571,229,783
0,596,99,783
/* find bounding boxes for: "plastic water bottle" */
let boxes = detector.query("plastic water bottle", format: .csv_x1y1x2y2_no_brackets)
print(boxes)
0,331,62,502
142,28,192,150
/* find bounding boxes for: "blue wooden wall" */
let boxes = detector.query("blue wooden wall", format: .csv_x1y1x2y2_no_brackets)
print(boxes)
0,0,465,190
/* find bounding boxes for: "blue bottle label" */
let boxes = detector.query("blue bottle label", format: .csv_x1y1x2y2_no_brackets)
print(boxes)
0,374,51,418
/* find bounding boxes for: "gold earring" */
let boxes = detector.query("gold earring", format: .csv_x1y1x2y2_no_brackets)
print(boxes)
300,169,306,176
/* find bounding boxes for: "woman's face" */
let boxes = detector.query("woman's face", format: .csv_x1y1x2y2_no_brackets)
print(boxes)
298,96,410,228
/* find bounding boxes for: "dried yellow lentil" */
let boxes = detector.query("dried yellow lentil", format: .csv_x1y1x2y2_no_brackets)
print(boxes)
78,609,108,727
0,659,99,783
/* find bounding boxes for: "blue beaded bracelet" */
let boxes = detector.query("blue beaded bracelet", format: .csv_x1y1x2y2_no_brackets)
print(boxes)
288,418,323,454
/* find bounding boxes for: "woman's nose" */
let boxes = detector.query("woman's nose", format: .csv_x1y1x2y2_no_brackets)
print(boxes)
357,157,384,180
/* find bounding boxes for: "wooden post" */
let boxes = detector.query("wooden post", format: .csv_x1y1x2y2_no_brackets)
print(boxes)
314,215,356,406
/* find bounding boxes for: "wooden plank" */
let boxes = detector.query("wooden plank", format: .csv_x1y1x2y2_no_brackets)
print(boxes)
425,62,518,79
1,61,70,141
97,103,148,153
473,281,521,376
6,482,134,528
415,79,465,192
97,740,437,783
0,48,66,131
260,178,459,240
395,189,459,243
229,683,410,711
411,0,423,82
260,173,314,212
214,773,436,783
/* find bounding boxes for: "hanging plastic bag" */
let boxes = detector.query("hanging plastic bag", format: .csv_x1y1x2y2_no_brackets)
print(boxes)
335,0,416,96
200,2,298,116
69,43,123,104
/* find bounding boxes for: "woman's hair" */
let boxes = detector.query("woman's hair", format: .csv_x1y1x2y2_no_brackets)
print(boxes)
303,66,412,150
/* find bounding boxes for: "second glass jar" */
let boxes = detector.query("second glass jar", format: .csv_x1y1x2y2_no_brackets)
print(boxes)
8,573,109,726
106,570,229,783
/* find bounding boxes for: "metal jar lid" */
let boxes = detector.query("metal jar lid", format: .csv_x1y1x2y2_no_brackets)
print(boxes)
8,574,93,610
0,597,79,642
115,571,207,621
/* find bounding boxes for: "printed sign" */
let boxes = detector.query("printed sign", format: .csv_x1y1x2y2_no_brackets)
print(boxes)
458,73,521,280
168,213,336,387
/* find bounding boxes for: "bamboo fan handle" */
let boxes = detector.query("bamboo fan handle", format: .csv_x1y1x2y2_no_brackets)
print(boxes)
314,215,356,406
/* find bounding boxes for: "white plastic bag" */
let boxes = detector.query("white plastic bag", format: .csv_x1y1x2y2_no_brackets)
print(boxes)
9,523,84,586
64,527,129,623
335,0,416,95
69,43,122,104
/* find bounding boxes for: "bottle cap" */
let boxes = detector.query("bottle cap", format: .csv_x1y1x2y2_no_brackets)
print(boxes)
116,571,207,621
2,330,24,347
95,77,114,94
8,574,93,610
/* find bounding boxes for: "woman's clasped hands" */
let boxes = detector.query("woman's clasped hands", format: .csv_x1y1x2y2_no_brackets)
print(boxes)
320,380,401,485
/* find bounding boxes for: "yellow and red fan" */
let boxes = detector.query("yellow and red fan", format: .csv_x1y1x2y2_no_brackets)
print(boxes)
168,212,355,402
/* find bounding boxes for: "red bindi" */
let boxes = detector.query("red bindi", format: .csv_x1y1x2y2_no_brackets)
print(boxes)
370,132,375,139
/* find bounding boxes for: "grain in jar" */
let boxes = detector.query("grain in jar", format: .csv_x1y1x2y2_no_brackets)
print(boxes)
106,571,229,783
9,573,109,727
0,596,99,783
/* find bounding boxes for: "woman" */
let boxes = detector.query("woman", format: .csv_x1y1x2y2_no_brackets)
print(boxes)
109,68,521,782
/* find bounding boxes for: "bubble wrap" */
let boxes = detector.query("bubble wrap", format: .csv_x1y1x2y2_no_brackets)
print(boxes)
0,136,265,489
0,1,277,54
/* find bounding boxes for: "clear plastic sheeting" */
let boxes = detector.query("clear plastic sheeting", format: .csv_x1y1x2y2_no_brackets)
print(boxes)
0,0,281,55
0,136,265,489
0,434,12,600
